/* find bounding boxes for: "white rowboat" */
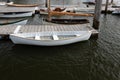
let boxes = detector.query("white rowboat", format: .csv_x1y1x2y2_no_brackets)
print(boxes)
10,31,92,46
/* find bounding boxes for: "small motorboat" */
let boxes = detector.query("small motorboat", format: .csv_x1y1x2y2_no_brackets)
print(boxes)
6,3,40,7
0,11,33,18
0,18,28,25
10,31,92,46
46,19,89,24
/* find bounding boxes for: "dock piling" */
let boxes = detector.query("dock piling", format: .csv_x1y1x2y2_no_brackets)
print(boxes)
93,0,102,29
104,0,109,15
111,0,113,4
47,0,51,21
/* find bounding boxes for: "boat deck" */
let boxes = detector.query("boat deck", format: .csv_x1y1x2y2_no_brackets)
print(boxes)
0,23,98,39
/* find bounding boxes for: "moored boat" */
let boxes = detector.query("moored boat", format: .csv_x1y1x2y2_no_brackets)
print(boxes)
0,12,33,18
46,19,89,24
10,31,92,46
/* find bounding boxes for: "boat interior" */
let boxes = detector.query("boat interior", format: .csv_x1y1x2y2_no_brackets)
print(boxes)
46,19,89,24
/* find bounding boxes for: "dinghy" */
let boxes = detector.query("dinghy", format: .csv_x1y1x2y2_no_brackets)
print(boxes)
0,12,33,18
0,18,28,25
10,31,92,46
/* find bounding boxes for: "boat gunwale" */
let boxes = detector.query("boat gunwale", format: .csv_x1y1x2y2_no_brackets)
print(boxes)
10,31,92,41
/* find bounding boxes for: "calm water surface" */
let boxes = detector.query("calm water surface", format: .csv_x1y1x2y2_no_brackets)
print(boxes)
0,0,120,80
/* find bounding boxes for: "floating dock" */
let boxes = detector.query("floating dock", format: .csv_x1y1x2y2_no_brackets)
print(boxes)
0,5,100,40
0,23,98,39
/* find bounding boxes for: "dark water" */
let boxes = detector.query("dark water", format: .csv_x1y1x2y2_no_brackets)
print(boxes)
0,0,120,80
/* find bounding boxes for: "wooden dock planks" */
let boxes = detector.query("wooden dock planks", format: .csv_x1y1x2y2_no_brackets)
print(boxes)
0,25,17,35
0,23,97,37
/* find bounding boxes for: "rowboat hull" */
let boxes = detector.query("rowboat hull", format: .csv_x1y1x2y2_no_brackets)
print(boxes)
0,12,33,18
10,31,92,46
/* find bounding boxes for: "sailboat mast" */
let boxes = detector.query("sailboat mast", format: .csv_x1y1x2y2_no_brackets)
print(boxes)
47,0,51,21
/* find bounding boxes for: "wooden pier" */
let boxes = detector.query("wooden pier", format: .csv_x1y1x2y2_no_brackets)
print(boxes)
0,23,98,39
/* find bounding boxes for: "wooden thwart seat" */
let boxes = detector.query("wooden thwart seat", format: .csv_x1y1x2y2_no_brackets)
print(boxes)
35,35,40,40
75,34,81,37
52,35,59,40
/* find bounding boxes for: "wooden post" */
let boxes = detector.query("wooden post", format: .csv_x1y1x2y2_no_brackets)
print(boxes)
93,0,102,29
47,0,51,21
105,0,109,15
45,0,47,7
111,0,113,3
